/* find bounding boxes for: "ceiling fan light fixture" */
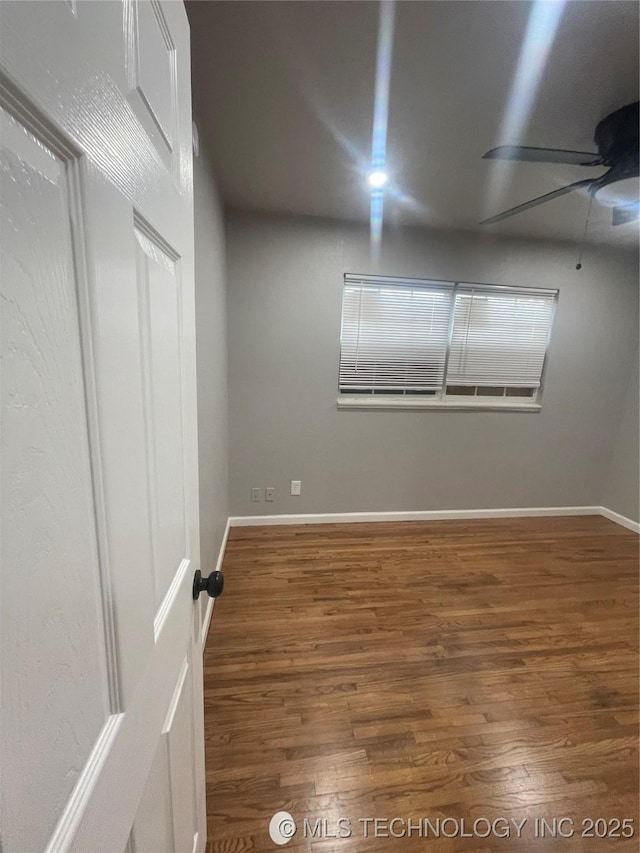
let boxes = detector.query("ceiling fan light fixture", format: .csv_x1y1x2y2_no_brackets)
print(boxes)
593,175,640,208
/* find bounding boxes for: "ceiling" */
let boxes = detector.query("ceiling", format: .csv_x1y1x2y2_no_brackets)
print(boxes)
186,1,639,246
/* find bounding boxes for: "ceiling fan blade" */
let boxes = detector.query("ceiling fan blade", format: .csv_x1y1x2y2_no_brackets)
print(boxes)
612,203,640,226
480,179,594,225
483,146,602,167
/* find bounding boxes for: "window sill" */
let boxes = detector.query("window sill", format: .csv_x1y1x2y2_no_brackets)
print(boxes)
336,396,542,412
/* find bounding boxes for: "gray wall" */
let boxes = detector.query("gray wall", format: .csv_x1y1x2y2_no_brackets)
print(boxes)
226,211,639,516
604,348,639,522
194,147,229,575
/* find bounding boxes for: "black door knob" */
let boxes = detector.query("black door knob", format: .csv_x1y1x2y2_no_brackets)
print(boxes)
192,569,224,600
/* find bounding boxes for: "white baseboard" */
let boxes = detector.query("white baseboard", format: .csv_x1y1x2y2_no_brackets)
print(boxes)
229,506,602,527
599,506,640,533
201,516,230,649
229,506,639,532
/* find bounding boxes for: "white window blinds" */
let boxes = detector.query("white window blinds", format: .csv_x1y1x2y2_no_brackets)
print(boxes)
338,275,558,397
447,285,557,388
339,275,454,393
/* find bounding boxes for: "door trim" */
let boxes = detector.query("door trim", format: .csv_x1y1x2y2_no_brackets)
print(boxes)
44,714,124,853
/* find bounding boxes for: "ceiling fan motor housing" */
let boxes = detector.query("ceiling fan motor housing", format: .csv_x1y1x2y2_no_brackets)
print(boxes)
591,102,639,207
589,101,640,211
594,101,639,167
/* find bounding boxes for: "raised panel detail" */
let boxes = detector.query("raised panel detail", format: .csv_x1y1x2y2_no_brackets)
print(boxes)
130,654,197,853
129,738,174,853
165,655,198,853
131,0,176,158
134,221,186,610
0,106,109,852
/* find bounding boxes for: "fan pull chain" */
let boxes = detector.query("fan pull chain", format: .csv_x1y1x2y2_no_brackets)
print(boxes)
576,195,594,270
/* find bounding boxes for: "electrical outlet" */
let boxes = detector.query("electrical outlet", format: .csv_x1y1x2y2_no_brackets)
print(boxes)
291,480,301,496
265,487,275,502
251,487,261,502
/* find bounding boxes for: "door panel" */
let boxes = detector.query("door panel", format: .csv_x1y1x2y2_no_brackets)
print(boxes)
0,105,110,853
164,653,198,853
130,648,199,853
0,1,204,851
134,224,187,609
132,0,176,153
130,736,175,853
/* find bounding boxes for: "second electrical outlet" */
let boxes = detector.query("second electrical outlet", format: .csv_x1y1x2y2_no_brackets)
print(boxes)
291,480,301,496
265,487,275,502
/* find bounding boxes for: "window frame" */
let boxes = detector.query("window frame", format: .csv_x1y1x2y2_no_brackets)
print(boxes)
337,273,558,412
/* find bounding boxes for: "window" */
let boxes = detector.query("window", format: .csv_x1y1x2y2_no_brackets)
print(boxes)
338,274,557,410
339,277,453,395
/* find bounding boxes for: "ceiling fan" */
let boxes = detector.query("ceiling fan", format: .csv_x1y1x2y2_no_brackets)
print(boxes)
480,100,640,227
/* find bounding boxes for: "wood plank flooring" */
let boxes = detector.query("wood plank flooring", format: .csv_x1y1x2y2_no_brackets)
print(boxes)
203,517,639,852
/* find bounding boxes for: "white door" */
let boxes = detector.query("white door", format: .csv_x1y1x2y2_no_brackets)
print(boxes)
0,2,207,852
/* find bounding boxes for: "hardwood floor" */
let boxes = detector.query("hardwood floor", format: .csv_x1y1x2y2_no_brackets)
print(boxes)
203,517,639,851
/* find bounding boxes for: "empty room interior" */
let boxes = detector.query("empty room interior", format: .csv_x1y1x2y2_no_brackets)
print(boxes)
1,1,639,852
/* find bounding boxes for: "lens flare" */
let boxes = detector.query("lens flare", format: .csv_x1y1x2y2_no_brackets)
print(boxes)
368,170,389,188
482,1,567,221
369,0,395,257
